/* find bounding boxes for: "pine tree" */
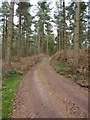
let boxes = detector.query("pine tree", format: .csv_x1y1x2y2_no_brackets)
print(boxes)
0,2,9,59
16,1,32,57
63,0,67,60
54,0,63,51
5,1,14,67
73,1,80,74
36,1,52,53
46,22,53,55
66,2,75,49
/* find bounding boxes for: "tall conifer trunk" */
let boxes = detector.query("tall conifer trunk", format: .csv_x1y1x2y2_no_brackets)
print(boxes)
2,18,6,59
73,2,80,74
46,35,49,54
59,30,61,51
42,23,44,52
17,10,21,57
63,0,67,60
5,1,14,67
37,29,40,54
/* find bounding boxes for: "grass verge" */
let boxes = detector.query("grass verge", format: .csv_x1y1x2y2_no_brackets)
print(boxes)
2,54,46,118
51,60,88,88
51,60,72,75
2,75,22,118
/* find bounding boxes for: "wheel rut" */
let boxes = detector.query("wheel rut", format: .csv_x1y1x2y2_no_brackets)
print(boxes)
12,61,88,118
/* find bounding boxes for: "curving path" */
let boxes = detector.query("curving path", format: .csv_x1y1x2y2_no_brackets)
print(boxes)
12,61,88,118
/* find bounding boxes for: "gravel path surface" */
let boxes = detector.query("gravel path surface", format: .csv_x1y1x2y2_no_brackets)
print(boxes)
12,61,88,118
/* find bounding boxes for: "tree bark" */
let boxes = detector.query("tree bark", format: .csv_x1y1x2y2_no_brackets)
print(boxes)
2,18,6,60
59,30,61,51
17,12,21,57
26,29,30,57
46,35,49,54
5,1,14,67
88,1,90,47
42,22,44,52
34,35,37,55
73,2,80,74
37,29,40,54
63,0,67,60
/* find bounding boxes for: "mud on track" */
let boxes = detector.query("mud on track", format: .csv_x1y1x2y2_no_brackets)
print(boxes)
12,61,88,118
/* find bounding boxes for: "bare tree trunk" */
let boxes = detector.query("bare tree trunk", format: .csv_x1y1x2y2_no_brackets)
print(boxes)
42,23,44,52
63,0,67,60
60,31,63,50
59,30,61,51
17,13,21,57
2,19,6,60
61,30,63,50
46,35,49,54
2,15,8,60
37,29,40,54
88,1,90,47
26,29,30,57
21,24,25,57
5,1,14,67
34,36,37,55
73,2,80,74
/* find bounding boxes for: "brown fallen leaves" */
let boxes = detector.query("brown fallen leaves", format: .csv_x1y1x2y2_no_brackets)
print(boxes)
52,48,89,74
51,48,89,88
3,54,47,74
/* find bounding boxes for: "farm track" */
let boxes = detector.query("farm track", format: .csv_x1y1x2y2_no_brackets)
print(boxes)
12,61,88,118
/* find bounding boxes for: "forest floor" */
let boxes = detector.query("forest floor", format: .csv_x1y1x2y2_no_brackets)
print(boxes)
50,48,89,88
11,59,88,118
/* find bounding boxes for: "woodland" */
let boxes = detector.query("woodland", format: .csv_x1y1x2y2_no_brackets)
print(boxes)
0,0,90,118
0,0,89,72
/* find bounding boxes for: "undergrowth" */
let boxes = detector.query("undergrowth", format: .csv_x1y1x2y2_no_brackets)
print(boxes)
2,75,22,118
51,60,88,88
51,60,72,75
2,68,22,79
2,54,46,118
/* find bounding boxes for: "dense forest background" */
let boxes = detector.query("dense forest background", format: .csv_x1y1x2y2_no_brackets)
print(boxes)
0,1,90,118
0,0,90,74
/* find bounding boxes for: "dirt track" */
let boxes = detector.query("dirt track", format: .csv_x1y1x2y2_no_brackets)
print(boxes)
12,61,88,118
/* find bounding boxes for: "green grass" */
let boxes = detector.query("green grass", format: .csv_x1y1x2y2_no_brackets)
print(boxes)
2,75,22,118
51,60,88,87
73,73,88,85
51,60,71,75
43,56,49,62
2,68,21,79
